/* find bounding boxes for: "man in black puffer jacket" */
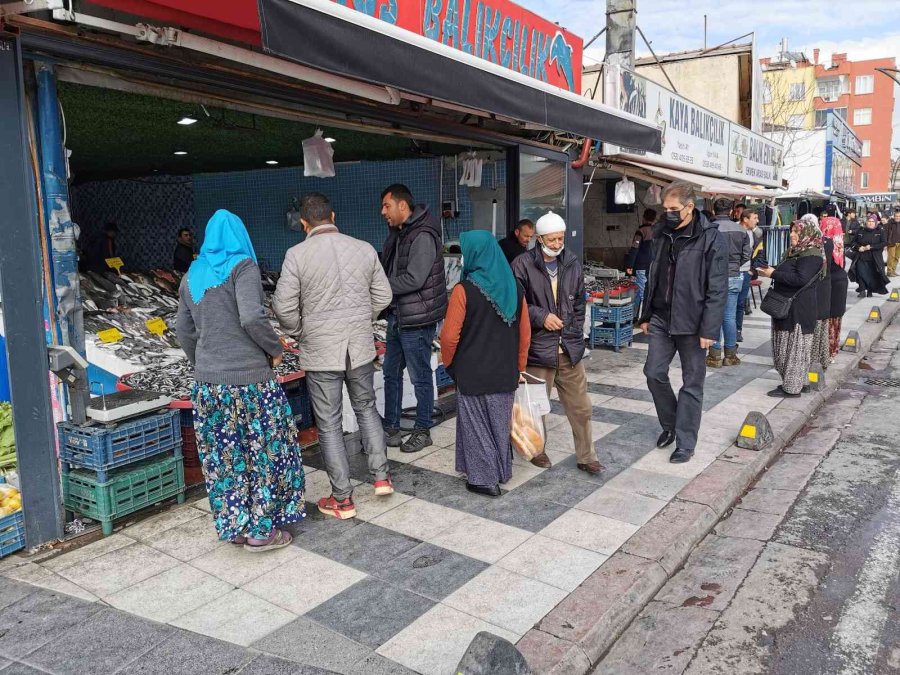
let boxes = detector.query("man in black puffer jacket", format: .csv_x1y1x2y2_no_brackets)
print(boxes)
639,181,728,465
380,184,448,455
512,212,602,475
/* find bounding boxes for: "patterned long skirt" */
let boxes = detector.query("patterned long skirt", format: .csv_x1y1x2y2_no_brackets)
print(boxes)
192,379,306,540
772,326,814,395
828,317,843,359
455,392,515,488
811,320,830,370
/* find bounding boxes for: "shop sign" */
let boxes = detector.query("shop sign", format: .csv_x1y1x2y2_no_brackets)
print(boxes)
851,192,897,204
331,0,582,91
602,65,783,188
826,110,863,165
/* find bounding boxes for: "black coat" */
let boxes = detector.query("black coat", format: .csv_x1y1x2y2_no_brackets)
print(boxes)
887,218,900,246
512,248,586,369
848,227,889,293
639,210,728,338
829,245,849,318
771,254,823,334
816,239,833,321
499,235,527,265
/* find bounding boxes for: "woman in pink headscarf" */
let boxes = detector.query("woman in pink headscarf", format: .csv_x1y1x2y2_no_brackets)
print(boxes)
820,208,848,361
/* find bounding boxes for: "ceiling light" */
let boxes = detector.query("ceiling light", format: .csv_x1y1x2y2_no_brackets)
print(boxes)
266,160,279,165
177,116,198,126
173,151,188,156
325,137,336,143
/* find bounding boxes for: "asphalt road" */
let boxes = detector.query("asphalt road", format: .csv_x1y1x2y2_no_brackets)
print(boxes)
594,319,900,675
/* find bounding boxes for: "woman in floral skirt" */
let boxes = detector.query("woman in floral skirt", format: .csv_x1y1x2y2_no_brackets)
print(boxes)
177,209,305,551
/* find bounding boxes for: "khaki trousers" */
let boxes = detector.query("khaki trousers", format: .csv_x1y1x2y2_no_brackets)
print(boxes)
887,244,900,275
527,353,597,464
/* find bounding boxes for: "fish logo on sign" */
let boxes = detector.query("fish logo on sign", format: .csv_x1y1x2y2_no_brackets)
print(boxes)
548,32,575,92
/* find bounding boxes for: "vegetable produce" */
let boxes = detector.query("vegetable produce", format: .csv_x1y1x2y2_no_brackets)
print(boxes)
0,484,21,517
0,403,15,473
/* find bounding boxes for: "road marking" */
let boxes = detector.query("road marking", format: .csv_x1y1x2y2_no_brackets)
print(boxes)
830,469,900,675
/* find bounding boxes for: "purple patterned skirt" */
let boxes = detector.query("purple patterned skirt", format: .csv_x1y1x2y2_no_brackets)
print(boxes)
455,392,515,488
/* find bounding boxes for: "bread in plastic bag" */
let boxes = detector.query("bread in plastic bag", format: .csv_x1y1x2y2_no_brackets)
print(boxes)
302,130,336,178
511,378,546,460
614,177,635,204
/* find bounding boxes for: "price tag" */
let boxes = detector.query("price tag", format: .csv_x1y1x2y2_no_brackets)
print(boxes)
145,317,168,336
105,257,124,273
97,328,123,343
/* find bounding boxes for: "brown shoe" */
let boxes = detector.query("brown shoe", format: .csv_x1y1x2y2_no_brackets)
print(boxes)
530,452,552,468
577,461,605,475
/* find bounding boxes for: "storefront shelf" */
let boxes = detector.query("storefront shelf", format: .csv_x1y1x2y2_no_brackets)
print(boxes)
63,455,186,536
58,410,181,481
0,511,25,558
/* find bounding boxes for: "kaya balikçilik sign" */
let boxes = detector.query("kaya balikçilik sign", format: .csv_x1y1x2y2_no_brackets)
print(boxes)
330,0,583,91
603,65,782,188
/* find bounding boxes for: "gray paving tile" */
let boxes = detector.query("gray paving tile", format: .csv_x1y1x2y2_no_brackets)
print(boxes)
596,418,664,453
436,487,569,532
347,653,417,675
590,406,653,426
238,654,337,675
386,463,459,502
0,589,102,659
516,466,604,504
310,523,421,575
26,609,174,674
306,578,434,649
117,631,255,674
587,383,654,402
375,542,487,602
287,509,360,552
0,663,50,674
252,617,371,673
0,577,37,612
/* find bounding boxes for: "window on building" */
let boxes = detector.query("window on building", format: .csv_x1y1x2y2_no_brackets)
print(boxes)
853,108,873,125
862,140,871,157
855,75,874,95
787,114,806,129
814,107,848,127
789,82,806,101
861,172,869,189
817,78,844,100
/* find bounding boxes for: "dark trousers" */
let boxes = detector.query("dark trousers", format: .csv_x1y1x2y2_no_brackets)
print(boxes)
383,313,436,430
644,314,707,451
736,271,752,331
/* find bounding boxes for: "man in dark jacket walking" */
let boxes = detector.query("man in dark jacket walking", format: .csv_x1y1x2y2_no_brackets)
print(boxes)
512,212,603,475
639,182,728,464
499,219,535,265
380,184,448,454
708,198,751,368
625,208,656,316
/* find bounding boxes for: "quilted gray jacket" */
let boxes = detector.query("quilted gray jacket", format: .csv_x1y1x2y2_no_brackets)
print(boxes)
273,224,393,372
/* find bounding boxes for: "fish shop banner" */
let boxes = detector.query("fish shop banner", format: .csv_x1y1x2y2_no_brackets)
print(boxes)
603,65,783,189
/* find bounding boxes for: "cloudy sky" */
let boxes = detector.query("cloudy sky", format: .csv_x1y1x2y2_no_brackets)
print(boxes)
518,0,900,144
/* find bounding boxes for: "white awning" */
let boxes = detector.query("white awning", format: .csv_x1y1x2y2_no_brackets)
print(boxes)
609,159,781,198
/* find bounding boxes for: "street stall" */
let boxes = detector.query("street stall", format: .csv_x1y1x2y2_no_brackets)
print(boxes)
0,0,661,546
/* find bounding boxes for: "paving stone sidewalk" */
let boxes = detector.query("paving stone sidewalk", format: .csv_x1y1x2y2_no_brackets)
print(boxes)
0,292,896,675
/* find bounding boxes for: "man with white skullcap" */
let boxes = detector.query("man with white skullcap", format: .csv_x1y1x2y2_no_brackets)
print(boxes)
511,212,603,475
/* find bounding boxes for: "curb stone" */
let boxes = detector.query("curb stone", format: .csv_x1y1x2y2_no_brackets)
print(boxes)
517,300,900,674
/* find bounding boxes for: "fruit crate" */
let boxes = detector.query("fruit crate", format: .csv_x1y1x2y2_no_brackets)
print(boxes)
58,410,181,482
435,364,455,389
0,510,25,558
181,426,200,468
283,380,314,430
591,303,634,324
63,454,186,536
590,324,634,351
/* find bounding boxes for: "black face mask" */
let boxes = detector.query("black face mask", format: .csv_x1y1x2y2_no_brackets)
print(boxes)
665,210,683,227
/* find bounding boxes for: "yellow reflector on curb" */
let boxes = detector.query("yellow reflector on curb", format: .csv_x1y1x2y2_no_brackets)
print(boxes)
740,425,757,439
846,337,857,346
809,372,819,383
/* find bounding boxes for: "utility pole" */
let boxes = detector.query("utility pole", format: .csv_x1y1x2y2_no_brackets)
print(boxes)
605,0,636,69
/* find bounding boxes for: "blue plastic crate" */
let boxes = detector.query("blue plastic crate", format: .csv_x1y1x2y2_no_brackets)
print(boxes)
591,303,634,324
590,324,634,350
58,410,181,481
435,364,455,389
283,380,314,430
0,510,25,558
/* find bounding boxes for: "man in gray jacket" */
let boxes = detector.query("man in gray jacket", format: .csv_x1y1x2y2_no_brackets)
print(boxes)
708,198,751,368
274,193,394,521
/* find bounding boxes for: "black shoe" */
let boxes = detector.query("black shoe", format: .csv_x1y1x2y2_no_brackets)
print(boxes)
466,482,502,497
656,430,676,448
801,385,810,393
669,447,694,464
736,331,744,343
766,386,801,398
867,291,873,297
385,428,404,448
401,429,433,454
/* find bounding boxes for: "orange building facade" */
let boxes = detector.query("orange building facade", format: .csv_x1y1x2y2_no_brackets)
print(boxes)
813,52,896,194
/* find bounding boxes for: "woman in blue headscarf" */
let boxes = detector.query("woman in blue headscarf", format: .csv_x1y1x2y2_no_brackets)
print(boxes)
440,230,531,497
177,210,305,550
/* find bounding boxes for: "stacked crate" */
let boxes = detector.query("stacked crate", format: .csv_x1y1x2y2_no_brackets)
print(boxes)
58,409,185,536
589,297,635,352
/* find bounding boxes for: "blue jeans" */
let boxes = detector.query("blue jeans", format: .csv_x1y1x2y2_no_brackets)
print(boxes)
383,313,435,430
713,275,744,350
633,269,647,313
735,272,751,331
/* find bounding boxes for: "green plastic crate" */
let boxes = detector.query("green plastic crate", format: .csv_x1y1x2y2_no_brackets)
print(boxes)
63,455,186,536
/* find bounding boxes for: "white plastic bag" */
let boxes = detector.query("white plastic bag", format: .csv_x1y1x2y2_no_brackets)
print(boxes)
511,375,547,460
615,177,635,205
302,130,335,178
645,184,662,205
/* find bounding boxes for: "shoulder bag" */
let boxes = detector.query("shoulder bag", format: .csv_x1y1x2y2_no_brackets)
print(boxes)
760,261,824,320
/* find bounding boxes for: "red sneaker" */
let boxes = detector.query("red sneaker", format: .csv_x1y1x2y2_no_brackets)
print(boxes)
318,495,357,520
373,478,394,496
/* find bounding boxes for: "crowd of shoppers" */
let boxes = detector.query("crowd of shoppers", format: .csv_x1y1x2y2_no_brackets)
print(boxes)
176,180,885,552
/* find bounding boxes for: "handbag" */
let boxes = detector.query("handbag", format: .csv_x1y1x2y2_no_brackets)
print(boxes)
760,261,824,320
